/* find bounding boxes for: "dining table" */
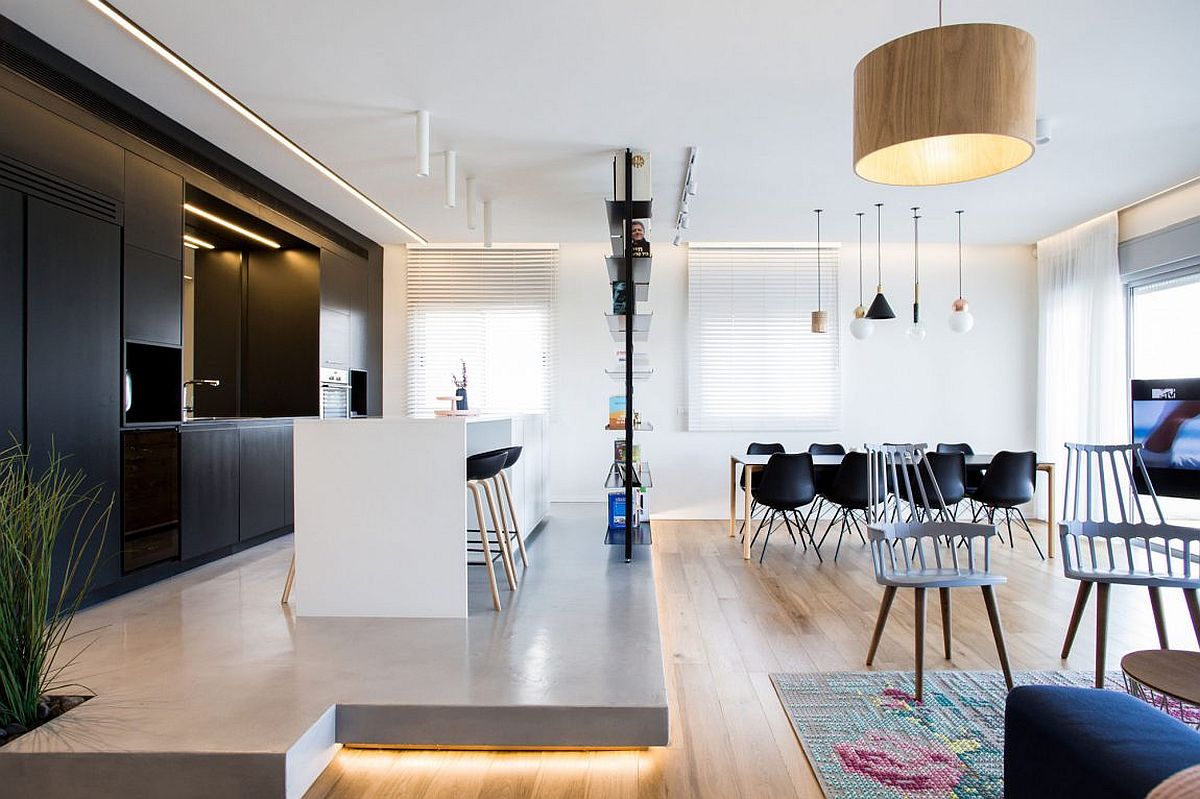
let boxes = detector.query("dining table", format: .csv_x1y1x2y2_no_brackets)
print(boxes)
728,452,1057,561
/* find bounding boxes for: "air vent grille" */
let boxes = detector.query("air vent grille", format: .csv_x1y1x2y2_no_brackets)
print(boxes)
0,151,121,223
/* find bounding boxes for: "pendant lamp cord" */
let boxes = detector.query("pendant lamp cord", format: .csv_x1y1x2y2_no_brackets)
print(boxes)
912,207,920,287
857,212,864,305
956,209,964,298
938,0,943,27
875,202,883,288
814,209,822,312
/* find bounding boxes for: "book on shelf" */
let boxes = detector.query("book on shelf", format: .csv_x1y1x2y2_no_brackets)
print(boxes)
608,395,626,428
608,488,649,529
612,280,629,314
614,151,652,202
614,440,641,465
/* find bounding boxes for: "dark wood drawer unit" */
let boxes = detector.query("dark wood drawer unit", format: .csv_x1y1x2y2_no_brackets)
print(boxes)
238,423,294,541
122,428,180,574
180,425,240,561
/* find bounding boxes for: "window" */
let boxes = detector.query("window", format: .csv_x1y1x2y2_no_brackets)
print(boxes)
1130,270,1200,379
687,244,840,431
406,245,557,415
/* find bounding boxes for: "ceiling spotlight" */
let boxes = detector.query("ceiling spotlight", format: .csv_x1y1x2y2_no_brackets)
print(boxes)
673,232,683,246
679,211,690,230
1035,118,1053,146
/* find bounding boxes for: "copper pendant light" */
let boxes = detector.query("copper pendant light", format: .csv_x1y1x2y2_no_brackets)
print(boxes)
949,209,975,333
865,202,895,319
853,2,1036,186
848,211,874,340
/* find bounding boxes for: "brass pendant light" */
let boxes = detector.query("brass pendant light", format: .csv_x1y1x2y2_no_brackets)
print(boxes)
853,2,1036,186
811,209,828,334
865,202,895,319
848,211,874,340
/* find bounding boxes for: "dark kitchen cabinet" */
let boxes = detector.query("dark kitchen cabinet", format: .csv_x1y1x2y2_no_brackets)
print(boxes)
122,429,180,573
245,250,319,418
180,425,240,560
349,258,370,371
193,249,243,417
238,423,294,542
123,152,183,259
0,187,22,442
25,197,122,595
124,244,182,345
320,249,353,314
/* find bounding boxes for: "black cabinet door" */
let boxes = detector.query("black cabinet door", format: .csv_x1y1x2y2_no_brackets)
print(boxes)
0,187,22,443
348,257,370,371
320,249,352,314
123,152,183,259
180,426,240,560
26,198,122,595
238,424,293,541
245,250,318,418
124,244,182,345
193,250,243,417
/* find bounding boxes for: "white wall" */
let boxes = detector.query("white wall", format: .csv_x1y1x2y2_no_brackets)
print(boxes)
550,241,1039,519
382,239,1039,520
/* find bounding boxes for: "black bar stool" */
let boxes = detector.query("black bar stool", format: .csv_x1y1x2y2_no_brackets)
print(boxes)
467,451,517,610
473,446,530,569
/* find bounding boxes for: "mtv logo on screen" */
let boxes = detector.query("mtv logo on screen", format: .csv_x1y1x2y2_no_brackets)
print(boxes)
1152,388,1177,399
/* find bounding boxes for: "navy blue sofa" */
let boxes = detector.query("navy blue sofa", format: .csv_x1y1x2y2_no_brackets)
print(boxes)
1005,686,1200,798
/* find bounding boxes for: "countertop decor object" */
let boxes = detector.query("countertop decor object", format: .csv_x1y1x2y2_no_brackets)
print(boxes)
853,5,1036,186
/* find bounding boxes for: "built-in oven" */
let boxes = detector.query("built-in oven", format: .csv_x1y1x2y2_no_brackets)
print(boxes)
319,367,351,419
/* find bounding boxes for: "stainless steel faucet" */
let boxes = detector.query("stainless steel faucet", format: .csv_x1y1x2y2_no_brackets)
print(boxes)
183,379,221,419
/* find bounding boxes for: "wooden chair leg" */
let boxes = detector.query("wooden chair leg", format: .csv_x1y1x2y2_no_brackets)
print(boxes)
981,585,1014,691
1149,586,1169,649
914,587,927,702
1061,581,1094,659
1094,582,1111,688
1185,589,1200,649
482,480,517,590
281,554,296,605
866,585,897,665
939,587,952,659
499,470,529,567
469,482,501,611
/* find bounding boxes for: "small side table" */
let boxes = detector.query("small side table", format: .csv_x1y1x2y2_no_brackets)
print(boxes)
1121,650,1200,729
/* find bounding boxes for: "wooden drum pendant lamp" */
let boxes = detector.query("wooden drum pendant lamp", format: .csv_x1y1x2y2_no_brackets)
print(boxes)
853,16,1036,186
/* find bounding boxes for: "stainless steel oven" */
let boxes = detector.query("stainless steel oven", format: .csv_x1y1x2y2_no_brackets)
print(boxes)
319,367,351,419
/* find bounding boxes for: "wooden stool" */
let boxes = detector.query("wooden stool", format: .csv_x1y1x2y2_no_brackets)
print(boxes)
467,451,517,610
475,446,530,569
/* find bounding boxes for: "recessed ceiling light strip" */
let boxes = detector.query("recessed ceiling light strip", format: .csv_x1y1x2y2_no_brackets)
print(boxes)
183,233,215,249
185,203,281,248
84,0,427,243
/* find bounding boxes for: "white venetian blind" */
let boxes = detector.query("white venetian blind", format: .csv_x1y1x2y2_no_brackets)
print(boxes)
406,245,558,416
687,244,841,431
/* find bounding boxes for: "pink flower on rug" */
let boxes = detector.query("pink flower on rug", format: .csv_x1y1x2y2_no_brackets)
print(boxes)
880,687,918,709
835,731,964,795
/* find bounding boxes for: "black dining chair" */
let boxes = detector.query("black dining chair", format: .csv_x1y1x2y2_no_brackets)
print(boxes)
749,453,819,564
937,442,983,497
971,450,1042,559
820,452,885,561
738,442,785,538
908,451,967,521
806,443,845,525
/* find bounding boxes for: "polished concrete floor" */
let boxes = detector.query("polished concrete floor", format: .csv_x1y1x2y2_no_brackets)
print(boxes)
0,503,666,798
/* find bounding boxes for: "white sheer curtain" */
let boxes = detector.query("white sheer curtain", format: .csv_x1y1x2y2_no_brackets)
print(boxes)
1035,212,1127,515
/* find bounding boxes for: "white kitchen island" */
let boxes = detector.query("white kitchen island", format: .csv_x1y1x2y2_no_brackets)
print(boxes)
292,414,548,618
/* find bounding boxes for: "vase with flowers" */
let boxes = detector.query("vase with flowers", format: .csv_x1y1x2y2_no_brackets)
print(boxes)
452,360,469,411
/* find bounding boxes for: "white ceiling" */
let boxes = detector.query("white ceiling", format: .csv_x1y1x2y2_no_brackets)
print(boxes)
2,0,1199,245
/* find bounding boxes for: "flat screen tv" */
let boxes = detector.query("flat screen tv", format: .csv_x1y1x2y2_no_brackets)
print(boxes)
1131,378,1200,499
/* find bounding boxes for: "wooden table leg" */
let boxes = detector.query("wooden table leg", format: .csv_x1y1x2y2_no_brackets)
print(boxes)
743,466,755,560
1039,463,1056,559
729,457,737,538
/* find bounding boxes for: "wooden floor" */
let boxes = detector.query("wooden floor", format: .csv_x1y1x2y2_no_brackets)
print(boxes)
305,517,1200,798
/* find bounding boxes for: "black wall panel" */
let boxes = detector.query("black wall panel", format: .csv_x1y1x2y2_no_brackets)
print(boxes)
123,151,182,259
0,186,22,443
245,249,319,418
193,249,243,417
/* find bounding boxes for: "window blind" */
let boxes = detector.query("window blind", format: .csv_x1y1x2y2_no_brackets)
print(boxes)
687,244,840,431
406,245,558,416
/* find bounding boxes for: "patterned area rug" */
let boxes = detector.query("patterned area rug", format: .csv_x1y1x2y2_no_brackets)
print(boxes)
771,670,1124,799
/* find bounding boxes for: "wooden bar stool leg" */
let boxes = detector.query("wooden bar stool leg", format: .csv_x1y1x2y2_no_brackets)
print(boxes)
914,587,927,702
866,585,897,665
1061,581,1093,659
281,554,296,605
1149,586,1169,649
482,480,517,590
469,481,501,611
500,470,528,567
939,587,952,659
1094,582,1111,688
982,585,1014,691
1185,589,1200,649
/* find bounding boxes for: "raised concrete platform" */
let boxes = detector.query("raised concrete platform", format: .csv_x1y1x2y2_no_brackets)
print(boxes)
0,503,667,798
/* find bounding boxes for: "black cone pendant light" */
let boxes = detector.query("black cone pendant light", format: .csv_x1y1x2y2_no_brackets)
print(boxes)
865,202,896,319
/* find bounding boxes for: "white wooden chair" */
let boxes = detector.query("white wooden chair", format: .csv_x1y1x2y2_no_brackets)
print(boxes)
865,444,1013,701
1059,443,1200,687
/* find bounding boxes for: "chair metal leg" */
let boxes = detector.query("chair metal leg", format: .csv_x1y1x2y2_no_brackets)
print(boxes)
790,511,808,551
1149,586,1169,649
499,470,528,567
866,585,897,665
1185,589,1200,649
281,554,296,605
1003,508,1015,549
468,481,501,611
750,509,772,548
834,510,849,562
1013,507,1044,560
482,480,517,590
939,587,952,659
1061,581,1093,659
914,587,927,702
759,510,777,564
1095,582,1111,688
981,585,1014,691
781,512,798,545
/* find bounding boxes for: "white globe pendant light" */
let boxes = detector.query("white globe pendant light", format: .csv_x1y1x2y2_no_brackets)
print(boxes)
848,211,874,340
948,209,975,333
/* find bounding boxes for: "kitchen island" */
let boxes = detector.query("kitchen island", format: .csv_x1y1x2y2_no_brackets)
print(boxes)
292,414,548,618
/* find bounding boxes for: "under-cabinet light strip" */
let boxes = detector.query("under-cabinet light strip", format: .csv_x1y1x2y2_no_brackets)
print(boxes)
183,242,199,249
84,0,427,244
184,204,281,248
183,233,215,249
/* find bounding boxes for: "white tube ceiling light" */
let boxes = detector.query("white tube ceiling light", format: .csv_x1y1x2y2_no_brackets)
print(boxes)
83,0,426,243
415,110,430,178
444,150,457,208
184,203,281,248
